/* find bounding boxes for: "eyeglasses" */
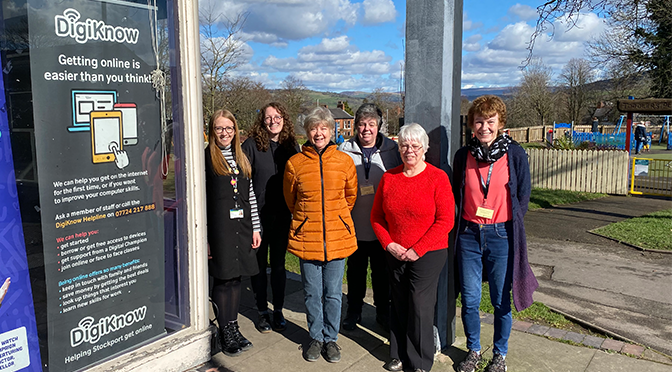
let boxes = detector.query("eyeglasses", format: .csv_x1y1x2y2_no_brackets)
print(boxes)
264,115,283,123
215,126,235,134
399,143,423,152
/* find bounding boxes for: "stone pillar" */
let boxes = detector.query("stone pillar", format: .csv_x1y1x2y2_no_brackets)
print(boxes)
405,0,463,350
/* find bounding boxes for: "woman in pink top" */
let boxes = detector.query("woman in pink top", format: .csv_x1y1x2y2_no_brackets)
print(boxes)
370,123,454,372
453,96,538,372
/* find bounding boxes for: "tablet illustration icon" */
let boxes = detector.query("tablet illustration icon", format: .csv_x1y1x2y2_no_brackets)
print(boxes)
70,90,117,132
114,103,138,145
90,110,123,163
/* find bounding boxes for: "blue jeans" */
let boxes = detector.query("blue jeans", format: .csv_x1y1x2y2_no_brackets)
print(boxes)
300,258,346,343
457,220,514,356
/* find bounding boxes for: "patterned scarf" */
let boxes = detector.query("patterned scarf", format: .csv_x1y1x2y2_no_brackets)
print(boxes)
468,134,514,163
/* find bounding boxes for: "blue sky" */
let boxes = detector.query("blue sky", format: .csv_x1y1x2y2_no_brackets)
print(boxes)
201,0,607,91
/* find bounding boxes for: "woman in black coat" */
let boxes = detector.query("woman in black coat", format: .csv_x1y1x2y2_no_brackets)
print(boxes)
205,109,261,357
242,102,299,333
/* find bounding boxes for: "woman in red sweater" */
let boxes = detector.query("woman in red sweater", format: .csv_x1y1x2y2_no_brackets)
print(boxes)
371,123,455,372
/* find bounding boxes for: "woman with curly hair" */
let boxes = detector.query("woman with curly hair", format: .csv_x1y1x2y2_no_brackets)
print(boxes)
242,102,300,333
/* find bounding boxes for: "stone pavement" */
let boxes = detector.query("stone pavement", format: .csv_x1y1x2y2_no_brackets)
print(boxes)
186,272,672,372
187,194,672,372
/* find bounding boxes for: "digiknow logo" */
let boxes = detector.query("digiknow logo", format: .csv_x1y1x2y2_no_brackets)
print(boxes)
54,8,139,45
69,306,147,347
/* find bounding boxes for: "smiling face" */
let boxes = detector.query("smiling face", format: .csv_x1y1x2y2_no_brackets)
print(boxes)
357,117,379,147
399,140,425,168
214,116,236,148
471,113,503,147
308,122,331,152
264,106,284,141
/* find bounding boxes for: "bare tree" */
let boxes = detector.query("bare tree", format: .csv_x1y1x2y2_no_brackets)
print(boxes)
530,0,671,98
366,88,403,135
200,3,248,120
278,76,309,122
510,59,557,127
558,58,595,124
222,77,272,132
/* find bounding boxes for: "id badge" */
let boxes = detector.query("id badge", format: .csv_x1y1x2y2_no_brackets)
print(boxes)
360,184,375,196
475,206,494,219
230,209,244,219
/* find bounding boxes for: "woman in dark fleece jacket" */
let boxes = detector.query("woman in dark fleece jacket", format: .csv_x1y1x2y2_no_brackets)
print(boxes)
242,102,299,334
453,95,538,372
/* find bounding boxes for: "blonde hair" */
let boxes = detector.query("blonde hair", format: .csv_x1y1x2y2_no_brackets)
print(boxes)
207,110,252,178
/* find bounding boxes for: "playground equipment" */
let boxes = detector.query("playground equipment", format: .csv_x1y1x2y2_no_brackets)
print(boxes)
613,115,626,134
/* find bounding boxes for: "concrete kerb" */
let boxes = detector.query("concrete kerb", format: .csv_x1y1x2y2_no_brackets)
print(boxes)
587,229,672,254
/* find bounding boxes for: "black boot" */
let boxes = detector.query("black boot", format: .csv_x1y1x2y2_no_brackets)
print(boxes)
230,321,252,351
219,324,242,357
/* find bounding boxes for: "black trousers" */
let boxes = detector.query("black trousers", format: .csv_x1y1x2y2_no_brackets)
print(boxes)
346,240,390,318
250,216,289,312
387,249,448,371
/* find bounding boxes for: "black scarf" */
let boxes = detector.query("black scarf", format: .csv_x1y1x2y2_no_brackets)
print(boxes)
468,134,514,163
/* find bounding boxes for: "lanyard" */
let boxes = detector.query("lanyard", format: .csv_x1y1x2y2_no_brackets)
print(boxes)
478,163,494,201
363,153,372,180
226,160,240,208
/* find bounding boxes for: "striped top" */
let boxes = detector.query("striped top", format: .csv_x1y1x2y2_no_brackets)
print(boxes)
221,147,261,232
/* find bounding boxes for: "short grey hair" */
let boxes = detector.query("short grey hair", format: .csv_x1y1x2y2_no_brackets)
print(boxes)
355,103,383,127
398,123,429,150
303,106,335,136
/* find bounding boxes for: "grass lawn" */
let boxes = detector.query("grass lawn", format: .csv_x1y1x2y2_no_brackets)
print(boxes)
592,209,672,250
529,188,608,210
455,282,575,330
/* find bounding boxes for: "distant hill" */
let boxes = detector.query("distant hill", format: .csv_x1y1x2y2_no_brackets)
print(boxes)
460,87,512,101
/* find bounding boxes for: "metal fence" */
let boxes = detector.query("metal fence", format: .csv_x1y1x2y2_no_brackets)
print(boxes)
630,157,672,197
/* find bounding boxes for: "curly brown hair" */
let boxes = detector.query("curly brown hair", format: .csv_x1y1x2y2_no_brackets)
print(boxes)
250,102,298,152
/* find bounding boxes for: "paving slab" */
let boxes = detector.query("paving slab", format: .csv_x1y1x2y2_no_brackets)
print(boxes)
621,343,645,357
586,350,672,372
527,324,550,336
582,335,605,349
544,328,568,339
600,338,625,352
563,331,585,344
501,331,596,372
191,274,668,372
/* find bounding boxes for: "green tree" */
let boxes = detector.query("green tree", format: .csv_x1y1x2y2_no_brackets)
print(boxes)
342,101,354,116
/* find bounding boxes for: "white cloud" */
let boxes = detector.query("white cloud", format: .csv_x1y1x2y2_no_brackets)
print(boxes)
361,0,397,25
201,0,360,42
508,4,537,22
461,13,605,88
488,22,533,51
463,34,482,52
550,12,606,42
263,36,392,77
463,12,483,32
300,36,353,53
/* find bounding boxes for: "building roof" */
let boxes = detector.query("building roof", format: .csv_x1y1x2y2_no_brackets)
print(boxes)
329,108,353,120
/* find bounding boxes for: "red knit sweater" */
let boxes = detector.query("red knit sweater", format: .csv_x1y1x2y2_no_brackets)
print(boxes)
370,163,455,257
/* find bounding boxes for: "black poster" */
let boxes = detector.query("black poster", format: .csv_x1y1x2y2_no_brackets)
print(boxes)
27,0,165,370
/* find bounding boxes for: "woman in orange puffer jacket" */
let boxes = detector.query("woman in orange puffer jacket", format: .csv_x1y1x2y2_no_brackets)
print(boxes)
283,106,357,363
